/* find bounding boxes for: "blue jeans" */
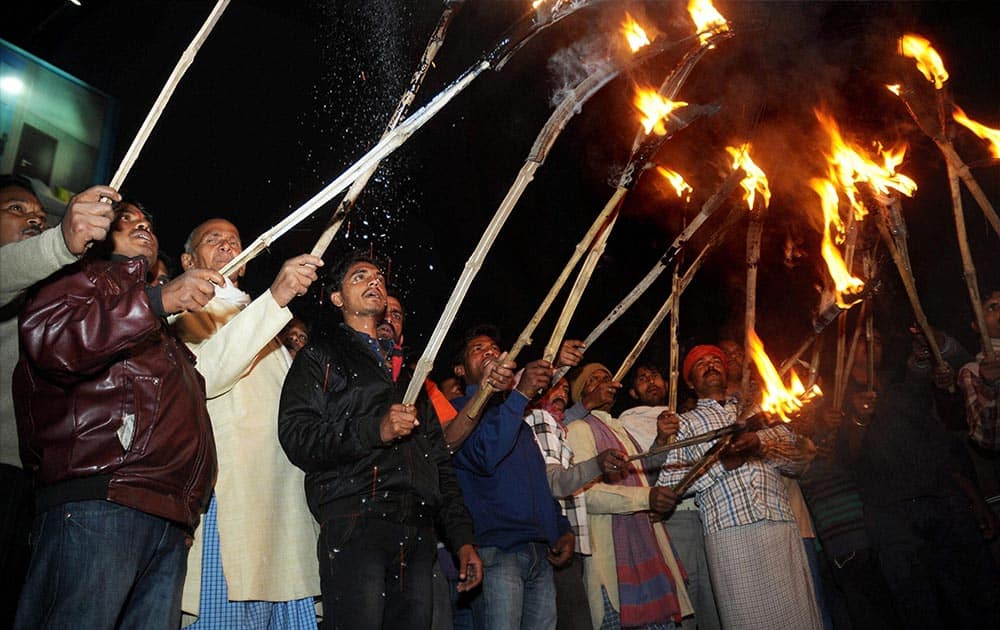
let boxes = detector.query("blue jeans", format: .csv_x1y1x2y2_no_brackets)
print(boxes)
472,543,556,630
318,517,436,630
14,499,189,630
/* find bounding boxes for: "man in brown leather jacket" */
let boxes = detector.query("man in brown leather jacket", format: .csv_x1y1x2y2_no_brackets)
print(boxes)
12,201,224,630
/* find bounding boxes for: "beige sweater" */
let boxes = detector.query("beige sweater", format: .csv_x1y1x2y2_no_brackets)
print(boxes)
175,292,319,615
1,228,77,467
566,411,692,629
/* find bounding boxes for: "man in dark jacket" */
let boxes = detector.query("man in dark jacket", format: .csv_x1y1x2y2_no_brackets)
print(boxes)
278,252,481,630
13,201,223,630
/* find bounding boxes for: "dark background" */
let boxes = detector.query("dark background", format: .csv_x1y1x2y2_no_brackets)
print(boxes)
5,0,998,380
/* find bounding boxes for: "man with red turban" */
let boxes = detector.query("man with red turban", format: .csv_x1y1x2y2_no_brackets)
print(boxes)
657,345,821,629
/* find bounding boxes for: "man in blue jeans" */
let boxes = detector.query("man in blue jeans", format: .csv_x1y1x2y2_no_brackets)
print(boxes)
13,201,221,630
450,325,575,630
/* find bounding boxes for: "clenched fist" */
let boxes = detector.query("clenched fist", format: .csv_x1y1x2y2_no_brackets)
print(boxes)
161,268,225,314
648,486,678,514
61,185,120,254
654,410,680,446
516,359,554,399
380,403,420,443
270,254,324,307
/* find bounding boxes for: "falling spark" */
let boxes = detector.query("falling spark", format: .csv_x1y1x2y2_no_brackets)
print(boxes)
726,143,771,210
899,34,949,89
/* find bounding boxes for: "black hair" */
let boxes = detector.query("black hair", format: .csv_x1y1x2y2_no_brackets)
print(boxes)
327,251,381,293
385,287,406,321
454,324,501,366
0,173,38,198
627,362,663,390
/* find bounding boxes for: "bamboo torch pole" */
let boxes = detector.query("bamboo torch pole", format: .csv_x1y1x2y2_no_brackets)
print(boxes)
890,84,1000,237
948,160,996,360
221,0,605,277
667,250,683,414
402,33,694,404
109,0,230,189
611,205,742,383
864,250,877,393
310,0,466,258
578,166,745,353
220,62,489,278
741,210,763,397
542,209,621,362
873,206,947,371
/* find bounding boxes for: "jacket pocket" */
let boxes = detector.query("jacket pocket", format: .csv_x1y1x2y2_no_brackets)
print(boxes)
122,375,163,456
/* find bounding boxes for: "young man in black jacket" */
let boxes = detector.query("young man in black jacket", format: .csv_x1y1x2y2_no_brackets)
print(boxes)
278,253,481,630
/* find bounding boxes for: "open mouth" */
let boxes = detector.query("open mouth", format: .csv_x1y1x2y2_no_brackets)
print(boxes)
131,230,155,245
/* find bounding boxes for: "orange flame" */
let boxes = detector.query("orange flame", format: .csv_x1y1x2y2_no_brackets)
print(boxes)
634,88,688,136
815,110,917,219
899,34,949,90
953,105,1000,159
657,166,693,202
688,0,730,46
725,143,771,210
747,329,822,423
810,178,865,307
621,12,651,52
886,84,901,96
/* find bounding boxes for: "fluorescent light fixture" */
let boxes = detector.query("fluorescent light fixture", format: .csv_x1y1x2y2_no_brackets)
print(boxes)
0,75,25,95
69,0,83,6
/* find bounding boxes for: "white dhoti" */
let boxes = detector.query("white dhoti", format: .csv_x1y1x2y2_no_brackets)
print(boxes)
705,520,821,630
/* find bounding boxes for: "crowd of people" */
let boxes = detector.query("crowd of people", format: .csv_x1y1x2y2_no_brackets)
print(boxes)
1,172,998,630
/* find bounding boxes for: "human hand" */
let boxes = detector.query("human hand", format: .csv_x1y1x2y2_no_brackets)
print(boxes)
596,449,627,476
379,403,419,443
547,532,575,568
269,254,324,307
556,340,586,369
720,432,761,470
61,185,120,254
581,379,621,411
932,363,955,391
648,486,678,515
654,410,680,446
160,268,225,313
515,359,553,399
481,352,516,392
456,544,483,592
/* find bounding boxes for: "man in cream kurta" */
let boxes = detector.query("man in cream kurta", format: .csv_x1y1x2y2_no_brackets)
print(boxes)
174,218,323,627
564,364,692,629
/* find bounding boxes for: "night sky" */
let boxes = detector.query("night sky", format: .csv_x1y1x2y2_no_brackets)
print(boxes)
5,0,999,382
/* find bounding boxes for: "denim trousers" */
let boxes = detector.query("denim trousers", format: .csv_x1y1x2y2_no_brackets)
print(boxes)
14,499,189,630
471,543,556,630
318,516,436,630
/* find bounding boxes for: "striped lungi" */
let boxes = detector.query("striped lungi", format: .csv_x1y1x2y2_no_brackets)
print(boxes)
704,520,821,630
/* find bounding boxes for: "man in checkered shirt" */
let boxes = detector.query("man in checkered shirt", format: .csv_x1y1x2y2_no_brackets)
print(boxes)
657,345,821,630
524,371,626,630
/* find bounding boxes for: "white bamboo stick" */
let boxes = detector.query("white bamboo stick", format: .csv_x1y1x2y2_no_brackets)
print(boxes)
110,0,230,189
